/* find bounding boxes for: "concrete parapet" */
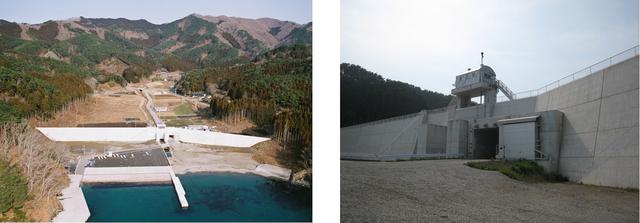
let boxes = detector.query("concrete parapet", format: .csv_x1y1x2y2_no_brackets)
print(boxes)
82,166,173,183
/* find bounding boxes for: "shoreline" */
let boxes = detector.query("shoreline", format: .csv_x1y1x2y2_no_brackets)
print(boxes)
171,163,293,182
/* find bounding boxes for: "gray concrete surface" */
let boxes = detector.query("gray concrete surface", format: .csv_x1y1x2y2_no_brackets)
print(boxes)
53,175,90,222
341,160,638,222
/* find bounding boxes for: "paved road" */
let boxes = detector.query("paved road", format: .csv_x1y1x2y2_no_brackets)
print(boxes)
341,159,638,222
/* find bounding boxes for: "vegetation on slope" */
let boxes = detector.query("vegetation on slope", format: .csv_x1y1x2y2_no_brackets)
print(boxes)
340,63,453,127
0,55,93,121
175,44,312,171
0,160,29,221
0,123,69,221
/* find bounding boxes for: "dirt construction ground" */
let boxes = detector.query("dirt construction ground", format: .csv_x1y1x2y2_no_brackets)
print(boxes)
41,91,150,127
341,159,638,222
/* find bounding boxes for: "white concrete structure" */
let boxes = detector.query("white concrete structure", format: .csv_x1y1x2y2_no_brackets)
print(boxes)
142,89,166,128
255,164,293,180
82,166,173,183
53,175,90,222
38,127,157,142
164,128,269,147
341,46,639,188
37,127,269,148
169,170,189,208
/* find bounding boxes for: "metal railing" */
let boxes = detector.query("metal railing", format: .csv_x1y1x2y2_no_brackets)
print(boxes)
497,45,639,102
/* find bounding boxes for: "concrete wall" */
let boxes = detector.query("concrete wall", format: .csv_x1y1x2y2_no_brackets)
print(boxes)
536,111,564,173
37,127,156,142
340,112,424,159
165,128,270,148
339,55,638,188
82,166,173,183
426,124,447,153
446,120,468,156
534,56,639,188
426,109,450,126
37,127,270,148
341,110,456,160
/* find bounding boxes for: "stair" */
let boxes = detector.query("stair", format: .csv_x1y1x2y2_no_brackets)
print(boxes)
495,79,515,100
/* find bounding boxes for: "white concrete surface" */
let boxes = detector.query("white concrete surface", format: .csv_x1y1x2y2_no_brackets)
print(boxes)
82,166,173,183
142,89,165,128
169,169,189,208
37,127,156,142
168,127,270,147
37,127,269,148
254,164,292,180
52,175,90,222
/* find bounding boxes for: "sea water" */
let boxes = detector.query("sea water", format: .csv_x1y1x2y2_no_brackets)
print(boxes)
82,173,312,222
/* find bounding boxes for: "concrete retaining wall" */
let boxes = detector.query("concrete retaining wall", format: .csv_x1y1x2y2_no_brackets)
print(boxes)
340,111,424,159
165,128,270,148
534,56,639,188
341,110,458,160
82,166,173,183
37,127,270,148
37,127,156,142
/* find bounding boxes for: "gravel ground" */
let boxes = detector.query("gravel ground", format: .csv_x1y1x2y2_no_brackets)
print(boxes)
341,159,638,222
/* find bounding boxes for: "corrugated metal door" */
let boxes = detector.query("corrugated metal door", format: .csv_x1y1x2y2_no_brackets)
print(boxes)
502,122,535,160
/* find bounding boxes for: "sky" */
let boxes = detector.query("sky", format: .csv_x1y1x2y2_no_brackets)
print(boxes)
0,0,311,24
342,0,639,95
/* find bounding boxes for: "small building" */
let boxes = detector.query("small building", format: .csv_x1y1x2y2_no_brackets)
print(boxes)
155,106,168,112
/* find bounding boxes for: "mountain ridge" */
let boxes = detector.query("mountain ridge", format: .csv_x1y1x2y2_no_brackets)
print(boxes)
0,14,311,69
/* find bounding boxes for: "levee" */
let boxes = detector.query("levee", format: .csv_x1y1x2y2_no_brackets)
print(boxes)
340,52,638,188
341,109,456,160
37,127,269,148
532,55,639,188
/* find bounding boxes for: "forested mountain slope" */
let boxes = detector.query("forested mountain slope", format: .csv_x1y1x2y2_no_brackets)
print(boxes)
341,63,453,127
0,14,311,68
0,14,311,123
176,44,311,170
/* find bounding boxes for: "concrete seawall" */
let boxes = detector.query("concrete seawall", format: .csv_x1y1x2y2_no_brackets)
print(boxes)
340,55,638,188
37,127,269,148
82,166,173,183
533,56,639,188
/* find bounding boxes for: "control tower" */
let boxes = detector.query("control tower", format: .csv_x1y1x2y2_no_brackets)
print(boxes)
451,53,514,116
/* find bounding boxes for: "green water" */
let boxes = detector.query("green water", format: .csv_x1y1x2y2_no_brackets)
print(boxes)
82,173,312,222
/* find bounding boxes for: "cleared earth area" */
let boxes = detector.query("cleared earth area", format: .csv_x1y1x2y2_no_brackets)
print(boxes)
341,159,638,222
40,91,150,127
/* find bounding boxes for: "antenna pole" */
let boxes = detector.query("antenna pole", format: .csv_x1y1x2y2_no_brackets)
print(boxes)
481,52,484,66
